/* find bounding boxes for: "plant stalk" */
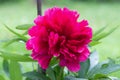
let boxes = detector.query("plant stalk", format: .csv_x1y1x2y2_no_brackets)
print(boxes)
57,67,64,80
36,0,42,15
36,0,45,76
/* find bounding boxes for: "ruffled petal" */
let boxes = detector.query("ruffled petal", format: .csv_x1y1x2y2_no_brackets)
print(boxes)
26,7,92,72
66,61,80,72
31,50,52,69
78,47,90,62
26,39,32,50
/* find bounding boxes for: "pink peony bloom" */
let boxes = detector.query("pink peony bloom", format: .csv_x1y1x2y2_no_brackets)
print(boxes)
26,7,92,72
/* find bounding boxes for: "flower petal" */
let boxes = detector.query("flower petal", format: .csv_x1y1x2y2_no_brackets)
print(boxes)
26,39,32,50
66,61,80,72
31,50,52,69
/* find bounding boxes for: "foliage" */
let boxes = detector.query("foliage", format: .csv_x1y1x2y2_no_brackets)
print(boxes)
0,0,22,3
44,0,120,5
71,0,120,2
0,24,119,80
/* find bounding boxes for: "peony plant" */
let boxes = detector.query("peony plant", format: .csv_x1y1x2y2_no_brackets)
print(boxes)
26,7,92,72
0,4,120,80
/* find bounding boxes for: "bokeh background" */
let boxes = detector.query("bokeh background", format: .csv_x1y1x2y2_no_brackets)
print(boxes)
0,0,120,79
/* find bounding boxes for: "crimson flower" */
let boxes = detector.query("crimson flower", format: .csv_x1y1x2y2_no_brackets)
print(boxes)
26,7,92,72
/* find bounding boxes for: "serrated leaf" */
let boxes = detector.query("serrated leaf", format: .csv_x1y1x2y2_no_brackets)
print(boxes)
64,76,88,80
0,75,5,80
16,24,33,30
4,24,28,41
46,67,56,80
0,50,35,62
9,60,22,80
3,59,9,77
78,59,90,78
23,71,49,80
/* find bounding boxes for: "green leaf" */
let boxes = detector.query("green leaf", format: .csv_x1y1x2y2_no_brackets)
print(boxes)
89,50,99,70
98,64,120,74
109,77,120,80
23,30,28,35
23,71,49,80
107,57,115,64
54,65,62,79
16,24,33,30
3,59,9,77
0,75,5,80
0,50,35,62
3,38,25,47
50,57,58,67
89,41,101,47
93,26,119,41
87,61,107,78
25,78,32,80
56,67,64,80
38,66,45,74
93,26,107,37
46,67,56,80
93,74,111,80
4,24,28,41
9,60,22,80
64,76,88,80
78,59,90,78
87,59,120,79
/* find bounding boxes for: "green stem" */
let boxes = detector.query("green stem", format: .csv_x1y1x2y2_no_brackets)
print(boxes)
57,67,64,80
36,0,46,77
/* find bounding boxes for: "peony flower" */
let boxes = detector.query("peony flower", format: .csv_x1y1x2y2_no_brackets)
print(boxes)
26,7,92,72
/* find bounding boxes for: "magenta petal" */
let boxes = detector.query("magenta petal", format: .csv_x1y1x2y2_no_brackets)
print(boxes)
31,50,52,69
26,7,93,72
79,20,88,27
28,26,39,37
66,61,80,72
59,58,66,67
31,50,40,60
34,15,44,26
78,47,90,62
26,39,32,50
38,55,52,69
48,32,60,56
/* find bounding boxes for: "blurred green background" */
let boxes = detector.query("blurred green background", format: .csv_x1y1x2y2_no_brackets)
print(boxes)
0,0,120,79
